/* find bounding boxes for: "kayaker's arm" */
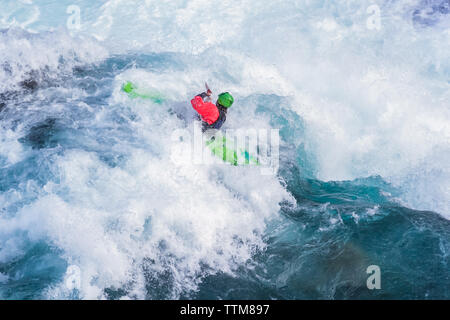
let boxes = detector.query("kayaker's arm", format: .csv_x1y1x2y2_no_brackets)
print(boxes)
196,89,212,100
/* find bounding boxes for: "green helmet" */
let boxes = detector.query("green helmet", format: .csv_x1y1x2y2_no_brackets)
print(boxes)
217,92,234,108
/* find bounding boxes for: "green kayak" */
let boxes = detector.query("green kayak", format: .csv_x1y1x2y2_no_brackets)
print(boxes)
122,81,259,166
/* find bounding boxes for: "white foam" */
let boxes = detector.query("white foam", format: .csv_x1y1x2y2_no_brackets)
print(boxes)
1,80,293,298
0,28,108,93
0,128,27,166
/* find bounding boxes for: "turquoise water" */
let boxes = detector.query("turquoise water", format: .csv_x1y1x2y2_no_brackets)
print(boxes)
0,0,449,299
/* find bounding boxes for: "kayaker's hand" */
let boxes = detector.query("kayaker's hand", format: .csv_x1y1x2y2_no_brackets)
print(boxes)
206,89,212,96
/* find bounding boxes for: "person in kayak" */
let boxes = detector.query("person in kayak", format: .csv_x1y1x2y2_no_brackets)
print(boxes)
191,89,234,132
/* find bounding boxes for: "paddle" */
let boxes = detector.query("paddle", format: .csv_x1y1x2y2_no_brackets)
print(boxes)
205,82,212,101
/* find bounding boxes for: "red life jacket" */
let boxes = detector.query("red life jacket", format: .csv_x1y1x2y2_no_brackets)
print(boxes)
191,95,219,125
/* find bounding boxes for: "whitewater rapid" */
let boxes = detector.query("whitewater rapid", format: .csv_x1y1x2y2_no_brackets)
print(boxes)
0,0,449,299
2,0,449,214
